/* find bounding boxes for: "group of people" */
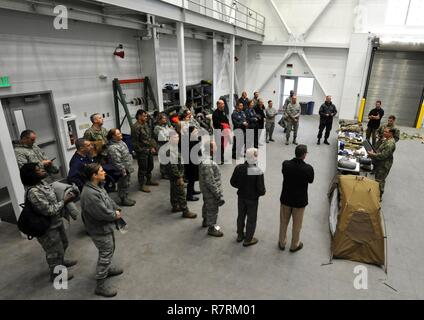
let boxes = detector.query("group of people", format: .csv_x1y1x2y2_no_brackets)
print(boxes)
13,89,400,298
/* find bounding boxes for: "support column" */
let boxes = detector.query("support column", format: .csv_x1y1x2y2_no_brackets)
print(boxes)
240,40,249,94
212,35,219,105
152,27,164,111
229,34,235,115
176,22,187,106
0,101,25,227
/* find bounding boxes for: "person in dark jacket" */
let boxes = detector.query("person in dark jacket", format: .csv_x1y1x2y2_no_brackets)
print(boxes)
231,102,248,159
230,148,266,247
212,99,230,164
238,91,249,109
279,145,314,253
317,95,337,145
20,163,77,282
245,100,259,148
68,138,94,191
254,98,266,145
80,163,124,298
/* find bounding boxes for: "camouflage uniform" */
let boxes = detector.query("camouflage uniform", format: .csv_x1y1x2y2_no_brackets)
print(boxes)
131,121,158,187
80,182,119,280
375,124,400,149
14,143,59,181
83,126,108,161
27,181,67,273
199,159,223,227
369,137,396,198
166,149,188,213
107,140,134,199
265,107,277,142
285,102,301,142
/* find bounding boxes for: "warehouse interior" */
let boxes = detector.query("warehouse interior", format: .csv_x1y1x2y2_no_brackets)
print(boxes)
0,0,424,300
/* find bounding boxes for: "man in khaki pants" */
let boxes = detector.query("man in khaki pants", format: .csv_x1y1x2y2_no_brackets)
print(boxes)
279,145,314,252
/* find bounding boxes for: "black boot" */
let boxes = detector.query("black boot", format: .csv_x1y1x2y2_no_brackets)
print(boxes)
317,139,321,145
324,139,330,145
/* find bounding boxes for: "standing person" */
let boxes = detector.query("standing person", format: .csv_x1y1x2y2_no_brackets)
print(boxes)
368,127,396,200
245,100,259,148
84,113,109,163
317,96,338,145
252,91,260,107
230,148,266,247
278,90,294,133
68,138,94,191
231,102,248,159
265,100,277,143
199,140,225,237
106,129,136,207
375,115,400,149
212,99,230,164
154,113,173,179
167,131,197,218
285,95,301,145
131,109,159,193
20,163,77,282
279,145,314,252
80,164,124,298
14,129,60,182
254,99,266,145
238,91,249,109
180,109,202,201
366,100,385,147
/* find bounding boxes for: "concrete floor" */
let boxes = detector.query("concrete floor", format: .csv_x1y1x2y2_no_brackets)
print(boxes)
1,115,423,300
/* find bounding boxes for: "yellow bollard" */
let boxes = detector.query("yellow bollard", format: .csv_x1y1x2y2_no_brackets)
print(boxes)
416,103,424,129
358,98,366,123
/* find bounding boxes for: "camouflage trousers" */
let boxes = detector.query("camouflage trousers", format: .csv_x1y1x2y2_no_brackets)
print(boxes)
118,174,131,199
170,179,187,211
90,232,115,280
375,163,392,197
37,224,68,270
286,120,299,141
137,152,154,186
265,122,275,141
202,195,219,227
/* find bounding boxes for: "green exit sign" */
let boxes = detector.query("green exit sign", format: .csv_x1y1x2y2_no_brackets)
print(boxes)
0,76,10,87
286,70,292,75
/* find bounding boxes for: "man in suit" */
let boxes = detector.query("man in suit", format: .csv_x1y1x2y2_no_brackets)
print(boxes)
279,145,314,252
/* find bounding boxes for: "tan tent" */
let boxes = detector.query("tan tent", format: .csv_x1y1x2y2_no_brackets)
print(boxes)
329,175,386,270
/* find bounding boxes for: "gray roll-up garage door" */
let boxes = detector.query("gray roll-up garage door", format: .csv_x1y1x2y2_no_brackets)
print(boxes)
365,50,424,127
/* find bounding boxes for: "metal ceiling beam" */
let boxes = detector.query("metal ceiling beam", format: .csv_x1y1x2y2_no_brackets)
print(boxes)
260,41,349,49
0,0,153,30
297,49,327,96
95,0,264,42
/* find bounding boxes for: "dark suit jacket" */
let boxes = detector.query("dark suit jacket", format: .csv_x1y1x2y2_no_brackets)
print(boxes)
230,163,266,201
280,158,314,208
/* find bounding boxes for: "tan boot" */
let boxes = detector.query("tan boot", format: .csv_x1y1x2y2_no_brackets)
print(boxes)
146,180,159,186
94,278,117,298
139,185,151,193
182,209,197,219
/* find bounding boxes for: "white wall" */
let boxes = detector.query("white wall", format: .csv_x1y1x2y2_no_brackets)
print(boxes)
159,35,205,87
0,10,144,166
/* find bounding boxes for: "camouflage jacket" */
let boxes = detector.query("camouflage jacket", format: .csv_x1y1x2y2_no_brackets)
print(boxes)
80,181,119,235
377,124,400,142
27,181,64,229
106,140,134,173
285,102,301,121
14,143,47,169
265,107,277,122
370,138,396,168
83,126,108,156
166,149,184,180
83,126,108,143
131,121,158,154
154,124,172,144
199,160,223,200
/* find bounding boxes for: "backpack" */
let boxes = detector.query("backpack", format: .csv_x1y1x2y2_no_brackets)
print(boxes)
17,188,51,240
